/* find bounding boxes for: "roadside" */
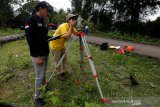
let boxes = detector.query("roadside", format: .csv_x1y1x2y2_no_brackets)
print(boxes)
90,31,160,46
85,35,160,59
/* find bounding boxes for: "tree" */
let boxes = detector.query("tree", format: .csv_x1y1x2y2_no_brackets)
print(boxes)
81,0,93,20
110,0,160,23
71,0,83,14
0,0,25,27
11,0,54,28
18,0,39,15
51,9,66,24
10,0,39,28
0,0,14,27
67,8,72,14
71,0,113,31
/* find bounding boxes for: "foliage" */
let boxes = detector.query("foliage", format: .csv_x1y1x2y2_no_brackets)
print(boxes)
82,20,95,32
11,0,40,28
71,0,160,23
113,17,160,38
0,0,14,27
110,0,160,23
0,0,25,27
71,0,160,38
11,0,55,28
0,28,22,37
11,12,30,28
93,10,113,32
51,9,66,24
71,0,83,14
18,0,39,15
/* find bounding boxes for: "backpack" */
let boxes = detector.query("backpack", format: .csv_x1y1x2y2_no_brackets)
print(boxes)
100,42,108,50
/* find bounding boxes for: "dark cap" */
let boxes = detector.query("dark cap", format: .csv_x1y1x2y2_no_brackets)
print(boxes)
35,1,53,12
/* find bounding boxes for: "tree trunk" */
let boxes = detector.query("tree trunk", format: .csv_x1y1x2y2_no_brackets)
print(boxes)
72,0,83,14
130,1,141,34
131,1,140,24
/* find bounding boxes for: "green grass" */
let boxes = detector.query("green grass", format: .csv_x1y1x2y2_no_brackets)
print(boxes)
0,39,160,107
0,28,23,37
90,31,160,46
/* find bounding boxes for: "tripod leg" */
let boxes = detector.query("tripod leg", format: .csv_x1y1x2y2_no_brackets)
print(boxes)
79,36,84,69
81,36,105,99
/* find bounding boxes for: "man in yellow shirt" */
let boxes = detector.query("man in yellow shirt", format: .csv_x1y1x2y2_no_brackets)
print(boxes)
50,14,78,80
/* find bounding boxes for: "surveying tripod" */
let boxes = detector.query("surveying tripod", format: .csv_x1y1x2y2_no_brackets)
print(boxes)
46,31,108,104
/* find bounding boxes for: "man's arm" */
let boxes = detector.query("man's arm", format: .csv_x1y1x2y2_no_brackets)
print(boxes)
63,20,77,40
63,26,73,40
72,27,78,35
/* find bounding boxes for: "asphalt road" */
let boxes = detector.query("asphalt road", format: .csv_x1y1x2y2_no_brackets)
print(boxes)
83,35,160,59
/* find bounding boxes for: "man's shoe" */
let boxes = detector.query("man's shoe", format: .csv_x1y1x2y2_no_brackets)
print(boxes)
57,73,65,81
34,98,46,107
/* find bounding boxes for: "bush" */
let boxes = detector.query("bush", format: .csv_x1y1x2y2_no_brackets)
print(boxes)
112,18,160,38
51,9,66,24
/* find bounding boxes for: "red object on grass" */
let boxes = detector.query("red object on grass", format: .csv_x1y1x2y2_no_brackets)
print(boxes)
124,45,135,51
114,47,125,54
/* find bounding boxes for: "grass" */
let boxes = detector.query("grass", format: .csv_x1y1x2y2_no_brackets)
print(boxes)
0,28,23,37
90,31,160,46
0,39,160,107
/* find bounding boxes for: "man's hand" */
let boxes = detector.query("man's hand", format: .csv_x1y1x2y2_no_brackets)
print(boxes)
70,19,77,27
35,56,44,66
63,19,77,40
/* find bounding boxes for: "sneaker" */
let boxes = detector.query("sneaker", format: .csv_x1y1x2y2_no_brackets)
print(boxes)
34,98,46,107
57,73,65,81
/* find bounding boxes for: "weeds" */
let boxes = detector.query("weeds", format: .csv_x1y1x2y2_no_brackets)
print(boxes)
0,53,31,83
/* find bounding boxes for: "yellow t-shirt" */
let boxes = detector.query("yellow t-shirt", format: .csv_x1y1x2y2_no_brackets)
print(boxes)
50,23,77,50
